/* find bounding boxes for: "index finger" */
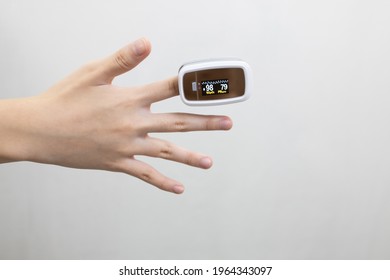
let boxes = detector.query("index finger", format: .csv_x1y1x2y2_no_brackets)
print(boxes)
140,76,179,104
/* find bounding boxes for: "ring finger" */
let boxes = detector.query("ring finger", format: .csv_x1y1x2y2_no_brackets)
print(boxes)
137,136,213,169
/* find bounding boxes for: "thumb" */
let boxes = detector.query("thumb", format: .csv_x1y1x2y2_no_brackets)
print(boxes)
99,37,151,83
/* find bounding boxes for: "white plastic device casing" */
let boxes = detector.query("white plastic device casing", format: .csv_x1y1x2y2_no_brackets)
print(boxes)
178,59,253,106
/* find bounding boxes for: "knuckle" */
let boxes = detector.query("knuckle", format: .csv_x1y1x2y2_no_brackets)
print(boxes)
204,118,215,130
120,158,175,193
184,151,197,166
159,142,174,159
134,164,156,183
114,52,133,71
173,120,187,132
156,177,174,192
139,169,171,192
140,171,152,182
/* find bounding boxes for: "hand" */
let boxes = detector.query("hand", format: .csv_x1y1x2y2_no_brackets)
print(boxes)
0,38,232,194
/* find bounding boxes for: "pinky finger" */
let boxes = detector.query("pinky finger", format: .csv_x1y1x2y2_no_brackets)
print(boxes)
120,158,185,194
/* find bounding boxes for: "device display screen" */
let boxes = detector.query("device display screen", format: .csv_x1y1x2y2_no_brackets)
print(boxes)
201,79,229,96
182,67,245,102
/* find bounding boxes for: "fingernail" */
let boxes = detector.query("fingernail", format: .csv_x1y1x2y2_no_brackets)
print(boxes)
173,185,185,194
200,157,213,169
220,118,233,130
133,38,146,56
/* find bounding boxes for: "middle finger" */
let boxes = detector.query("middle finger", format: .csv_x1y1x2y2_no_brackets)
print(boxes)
146,113,233,133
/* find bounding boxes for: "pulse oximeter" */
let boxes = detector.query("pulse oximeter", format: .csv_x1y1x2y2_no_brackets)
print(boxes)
178,59,252,106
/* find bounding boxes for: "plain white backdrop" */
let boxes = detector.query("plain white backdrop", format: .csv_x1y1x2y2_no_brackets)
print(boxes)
1,0,390,259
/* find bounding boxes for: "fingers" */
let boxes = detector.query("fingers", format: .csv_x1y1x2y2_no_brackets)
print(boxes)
139,76,180,104
119,136,215,194
97,38,152,83
145,113,233,133
121,158,185,194
136,136,213,169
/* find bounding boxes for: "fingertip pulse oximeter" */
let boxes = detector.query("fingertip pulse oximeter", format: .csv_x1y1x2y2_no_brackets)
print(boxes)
178,59,252,106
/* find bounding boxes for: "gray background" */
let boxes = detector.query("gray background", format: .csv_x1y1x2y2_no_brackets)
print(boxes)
1,0,390,259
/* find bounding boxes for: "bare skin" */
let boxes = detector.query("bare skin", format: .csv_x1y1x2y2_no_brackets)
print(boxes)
0,38,232,194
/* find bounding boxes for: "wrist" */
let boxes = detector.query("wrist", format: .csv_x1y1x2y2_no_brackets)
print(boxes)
0,97,44,163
